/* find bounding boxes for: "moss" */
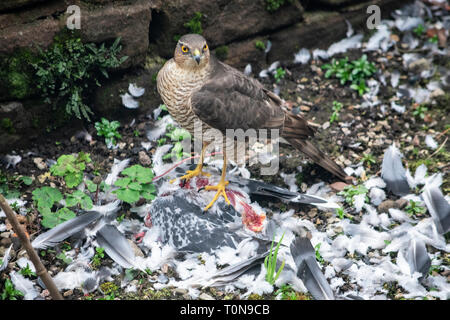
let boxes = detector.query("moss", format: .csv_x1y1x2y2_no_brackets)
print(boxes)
0,48,38,100
255,40,266,51
248,293,264,300
184,12,203,34
143,288,174,300
265,0,293,12
99,282,118,295
215,45,229,61
0,118,15,134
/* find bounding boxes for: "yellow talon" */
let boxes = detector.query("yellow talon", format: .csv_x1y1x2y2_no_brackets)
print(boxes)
170,168,211,184
204,179,230,211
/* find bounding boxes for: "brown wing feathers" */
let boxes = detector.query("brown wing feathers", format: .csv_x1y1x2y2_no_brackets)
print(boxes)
191,57,348,181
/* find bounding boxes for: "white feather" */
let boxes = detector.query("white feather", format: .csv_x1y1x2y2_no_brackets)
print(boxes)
10,271,39,300
121,93,139,109
105,158,130,185
425,135,438,150
128,83,145,97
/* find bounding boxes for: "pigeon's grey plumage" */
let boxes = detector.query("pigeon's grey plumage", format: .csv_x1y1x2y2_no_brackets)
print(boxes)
381,144,410,196
290,237,335,300
96,224,140,270
32,211,102,249
422,186,450,234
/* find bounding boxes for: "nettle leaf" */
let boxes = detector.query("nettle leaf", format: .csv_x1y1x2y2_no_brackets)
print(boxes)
113,188,140,204
32,187,63,209
121,165,153,184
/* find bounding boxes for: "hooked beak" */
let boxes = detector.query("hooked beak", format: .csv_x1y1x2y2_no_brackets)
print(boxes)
193,49,201,64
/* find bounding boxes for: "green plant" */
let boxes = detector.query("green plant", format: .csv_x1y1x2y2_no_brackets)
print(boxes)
1,118,15,134
32,187,77,228
275,284,298,300
50,152,91,188
428,35,438,44
32,35,127,121
322,55,375,96
350,78,369,96
314,243,324,264
19,264,36,278
274,67,286,83
56,252,72,265
94,117,122,148
65,190,93,210
1,279,24,300
255,40,266,51
405,200,426,216
329,101,343,124
184,12,203,34
163,126,192,160
92,247,105,269
133,129,140,137
336,207,345,219
215,45,229,61
264,232,285,285
413,105,428,120
338,185,369,205
113,165,156,204
413,24,425,37
361,153,376,166
265,0,292,12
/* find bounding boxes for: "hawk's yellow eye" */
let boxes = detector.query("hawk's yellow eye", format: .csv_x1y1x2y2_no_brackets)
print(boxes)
203,44,208,51
181,45,189,53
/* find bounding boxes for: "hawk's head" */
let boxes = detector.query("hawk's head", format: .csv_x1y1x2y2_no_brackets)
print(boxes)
174,34,210,69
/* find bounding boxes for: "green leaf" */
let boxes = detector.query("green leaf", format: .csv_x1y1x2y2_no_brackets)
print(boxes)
32,187,63,209
20,176,33,186
114,177,131,188
113,188,140,204
121,165,153,184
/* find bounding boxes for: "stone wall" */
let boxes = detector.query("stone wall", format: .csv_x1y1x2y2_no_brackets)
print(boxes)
0,0,408,153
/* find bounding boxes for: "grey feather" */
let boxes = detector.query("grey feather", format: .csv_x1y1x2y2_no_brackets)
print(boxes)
96,224,139,270
0,244,13,272
209,250,269,286
405,239,431,280
32,211,102,249
228,176,329,206
381,144,410,196
290,237,335,300
422,186,450,234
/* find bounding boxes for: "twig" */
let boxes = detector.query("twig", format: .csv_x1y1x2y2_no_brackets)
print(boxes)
427,136,448,160
436,127,450,140
0,194,63,300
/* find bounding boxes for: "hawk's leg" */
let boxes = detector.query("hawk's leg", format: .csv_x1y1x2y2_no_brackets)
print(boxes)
203,153,230,211
170,142,211,184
